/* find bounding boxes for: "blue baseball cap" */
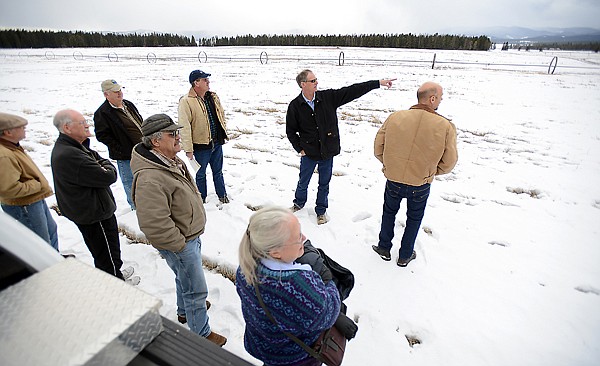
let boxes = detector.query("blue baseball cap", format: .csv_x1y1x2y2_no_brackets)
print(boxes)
189,70,211,84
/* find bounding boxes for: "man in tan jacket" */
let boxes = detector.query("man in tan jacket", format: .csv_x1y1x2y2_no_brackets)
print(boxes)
131,113,226,347
372,82,458,267
178,70,229,204
0,112,59,251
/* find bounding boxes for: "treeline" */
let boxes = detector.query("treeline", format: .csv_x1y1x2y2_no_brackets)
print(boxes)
524,42,600,52
198,33,492,51
0,29,196,48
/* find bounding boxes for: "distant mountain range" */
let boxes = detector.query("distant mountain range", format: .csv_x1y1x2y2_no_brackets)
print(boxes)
452,26,600,43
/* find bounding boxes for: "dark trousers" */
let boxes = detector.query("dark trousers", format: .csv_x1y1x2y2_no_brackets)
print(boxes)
76,214,123,279
378,180,431,260
294,156,333,216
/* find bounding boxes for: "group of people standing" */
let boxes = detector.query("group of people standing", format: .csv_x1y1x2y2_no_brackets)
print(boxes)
0,67,457,363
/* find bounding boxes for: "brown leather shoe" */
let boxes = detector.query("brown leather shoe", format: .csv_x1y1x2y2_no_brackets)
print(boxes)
206,331,227,347
177,300,212,324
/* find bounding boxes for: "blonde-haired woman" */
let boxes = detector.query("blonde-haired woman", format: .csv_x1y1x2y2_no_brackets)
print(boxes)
236,206,340,366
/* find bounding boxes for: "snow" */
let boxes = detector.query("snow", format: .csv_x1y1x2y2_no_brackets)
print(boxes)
1,46,599,365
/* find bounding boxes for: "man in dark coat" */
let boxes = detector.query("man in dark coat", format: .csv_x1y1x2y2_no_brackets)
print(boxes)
94,79,143,210
286,69,395,224
51,109,132,281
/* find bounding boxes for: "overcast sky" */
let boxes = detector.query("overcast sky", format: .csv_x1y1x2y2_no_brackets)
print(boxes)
1,0,599,36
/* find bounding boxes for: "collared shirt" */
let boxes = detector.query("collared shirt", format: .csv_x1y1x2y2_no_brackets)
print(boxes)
109,102,143,144
149,149,186,176
260,257,312,272
302,93,315,111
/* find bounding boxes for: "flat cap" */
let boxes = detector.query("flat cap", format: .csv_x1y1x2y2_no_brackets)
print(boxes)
141,114,182,136
0,112,28,132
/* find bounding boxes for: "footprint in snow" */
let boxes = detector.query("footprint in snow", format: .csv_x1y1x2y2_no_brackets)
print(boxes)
352,212,372,222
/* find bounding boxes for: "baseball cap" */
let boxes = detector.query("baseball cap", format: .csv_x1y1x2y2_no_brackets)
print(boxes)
101,79,122,92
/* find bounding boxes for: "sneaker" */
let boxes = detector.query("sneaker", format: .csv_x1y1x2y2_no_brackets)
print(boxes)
126,275,141,286
397,251,417,267
121,266,134,280
206,331,227,347
177,300,212,324
219,196,230,204
291,204,303,212
317,214,329,225
372,245,391,261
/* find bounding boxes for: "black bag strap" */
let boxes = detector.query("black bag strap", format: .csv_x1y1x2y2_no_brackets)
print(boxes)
254,285,325,362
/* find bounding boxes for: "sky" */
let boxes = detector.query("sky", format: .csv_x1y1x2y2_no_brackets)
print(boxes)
0,46,598,365
1,0,599,37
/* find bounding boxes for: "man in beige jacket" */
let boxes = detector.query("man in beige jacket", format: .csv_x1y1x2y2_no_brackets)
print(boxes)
131,113,226,347
178,70,229,204
372,82,458,267
0,112,59,251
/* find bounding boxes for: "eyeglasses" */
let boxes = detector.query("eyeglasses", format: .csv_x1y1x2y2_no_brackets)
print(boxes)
304,78,317,83
70,119,91,126
164,130,180,137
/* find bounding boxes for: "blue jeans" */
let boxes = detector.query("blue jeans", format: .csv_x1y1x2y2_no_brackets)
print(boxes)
294,156,333,216
117,160,135,210
2,200,59,251
158,236,211,337
193,144,226,201
378,181,430,260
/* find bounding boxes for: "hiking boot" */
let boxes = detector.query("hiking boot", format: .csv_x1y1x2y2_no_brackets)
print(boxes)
372,245,391,261
219,196,230,204
126,276,141,286
317,214,329,225
206,331,227,347
397,251,417,267
121,266,135,280
177,300,212,324
291,204,303,212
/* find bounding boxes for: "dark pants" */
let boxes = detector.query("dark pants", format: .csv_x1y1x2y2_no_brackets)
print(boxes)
294,156,333,216
193,143,227,201
76,214,123,279
378,180,431,260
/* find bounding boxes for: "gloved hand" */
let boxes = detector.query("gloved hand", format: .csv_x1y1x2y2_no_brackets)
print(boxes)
334,312,358,340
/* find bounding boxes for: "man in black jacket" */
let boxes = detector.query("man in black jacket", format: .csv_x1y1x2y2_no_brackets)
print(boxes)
94,79,143,210
286,69,395,224
51,109,129,280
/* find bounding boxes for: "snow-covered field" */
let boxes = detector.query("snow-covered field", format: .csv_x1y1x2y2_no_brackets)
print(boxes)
1,46,599,365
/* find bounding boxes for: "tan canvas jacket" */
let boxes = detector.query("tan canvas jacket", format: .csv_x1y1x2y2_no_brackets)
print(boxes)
374,104,458,186
178,88,227,152
0,139,53,206
131,144,206,252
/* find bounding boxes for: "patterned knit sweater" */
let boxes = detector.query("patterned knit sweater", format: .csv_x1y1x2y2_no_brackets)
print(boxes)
236,262,341,366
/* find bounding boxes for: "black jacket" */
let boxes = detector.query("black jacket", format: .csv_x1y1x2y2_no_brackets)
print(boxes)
94,99,143,160
50,134,117,225
286,80,380,160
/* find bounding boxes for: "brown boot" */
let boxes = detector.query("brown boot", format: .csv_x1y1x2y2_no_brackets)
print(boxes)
177,300,212,324
206,331,227,347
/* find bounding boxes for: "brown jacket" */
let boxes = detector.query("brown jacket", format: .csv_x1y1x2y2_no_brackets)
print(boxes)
0,138,53,205
131,143,206,252
374,104,458,186
178,88,227,152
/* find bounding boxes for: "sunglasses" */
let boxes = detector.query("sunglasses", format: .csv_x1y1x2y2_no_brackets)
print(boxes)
304,78,317,83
